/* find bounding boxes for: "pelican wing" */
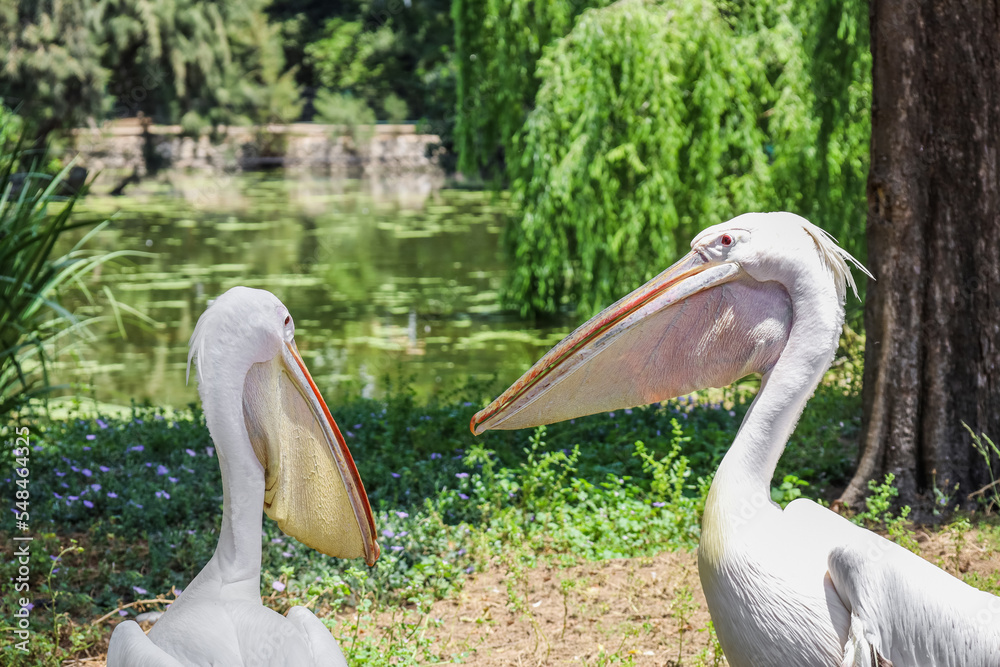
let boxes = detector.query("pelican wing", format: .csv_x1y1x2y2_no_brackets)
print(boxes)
107,620,186,667
473,258,793,433
828,527,1000,666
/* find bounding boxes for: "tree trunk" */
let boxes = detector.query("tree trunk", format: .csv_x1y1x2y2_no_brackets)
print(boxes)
840,0,1000,511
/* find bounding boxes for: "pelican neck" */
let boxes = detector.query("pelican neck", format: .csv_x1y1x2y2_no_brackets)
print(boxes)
195,375,266,598
707,282,843,523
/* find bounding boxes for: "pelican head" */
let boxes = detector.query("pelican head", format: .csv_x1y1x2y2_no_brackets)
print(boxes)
189,286,379,566
690,212,867,303
470,212,869,435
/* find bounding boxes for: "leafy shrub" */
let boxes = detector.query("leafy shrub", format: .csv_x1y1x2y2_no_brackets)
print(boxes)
0,107,146,419
313,89,376,143
382,93,409,123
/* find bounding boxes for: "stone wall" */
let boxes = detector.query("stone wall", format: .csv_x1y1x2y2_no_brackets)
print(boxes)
69,121,444,177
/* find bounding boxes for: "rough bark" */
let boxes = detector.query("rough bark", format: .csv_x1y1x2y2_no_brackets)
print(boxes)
840,0,1000,510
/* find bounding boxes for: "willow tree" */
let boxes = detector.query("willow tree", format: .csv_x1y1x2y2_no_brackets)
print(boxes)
496,0,871,319
503,0,792,317
452,0,611,177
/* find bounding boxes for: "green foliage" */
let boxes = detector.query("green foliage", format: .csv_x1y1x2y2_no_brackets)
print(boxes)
312,90,376,141
965,423,1000,514
0,109,139,418
97,0,302,127
0,1,108,138
382,93,409,123
2,0,455,141
0,0,303,133
459,0,871,317
771,475,809,507
503,0,774,316
452,0,611,177
850,473,920,553
298,1,453,124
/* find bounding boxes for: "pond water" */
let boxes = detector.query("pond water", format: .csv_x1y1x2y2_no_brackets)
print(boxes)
59,172,573,409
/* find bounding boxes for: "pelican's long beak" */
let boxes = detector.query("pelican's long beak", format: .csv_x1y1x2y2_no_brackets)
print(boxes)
243,340,380,566
471,250,744,434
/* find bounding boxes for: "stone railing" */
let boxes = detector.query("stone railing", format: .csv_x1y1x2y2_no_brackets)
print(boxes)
69,121,444,177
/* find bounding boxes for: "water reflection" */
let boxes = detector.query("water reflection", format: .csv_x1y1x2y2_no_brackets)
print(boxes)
59,173,571,408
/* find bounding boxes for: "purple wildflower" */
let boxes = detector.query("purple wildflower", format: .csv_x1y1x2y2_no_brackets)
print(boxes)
455,472,469,478
391,472,401,479
185,448,197,457
169,476,178,483
156,464,169,476
83,500,94,508
85,434,96,441
652,501,666,508
100,465,111,473
107,492,118,498
81,469,92,477
459,493,469,500
133,586,147,595
382,529,395,539
390,545,404,552
91,484,101,492
97,419,108,429
272,581,286,592
130,445,144,452
395,511,408,519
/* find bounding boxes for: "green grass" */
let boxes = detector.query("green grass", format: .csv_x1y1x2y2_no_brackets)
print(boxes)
0,337,951,666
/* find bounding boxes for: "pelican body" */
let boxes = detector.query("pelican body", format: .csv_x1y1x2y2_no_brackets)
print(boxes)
472,213,1000,666
108,287,380,666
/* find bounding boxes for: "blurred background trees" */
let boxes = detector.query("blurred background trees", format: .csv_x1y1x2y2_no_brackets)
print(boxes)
0,0,872,319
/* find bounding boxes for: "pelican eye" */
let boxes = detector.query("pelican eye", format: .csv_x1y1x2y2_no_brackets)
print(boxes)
284,315,291,326
720,234,733,247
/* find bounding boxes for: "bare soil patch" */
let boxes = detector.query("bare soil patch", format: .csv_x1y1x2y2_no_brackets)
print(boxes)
66,526,1000,666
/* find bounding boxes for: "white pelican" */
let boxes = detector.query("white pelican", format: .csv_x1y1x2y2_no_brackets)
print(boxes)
471,213,1000,666
107,287,380,666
